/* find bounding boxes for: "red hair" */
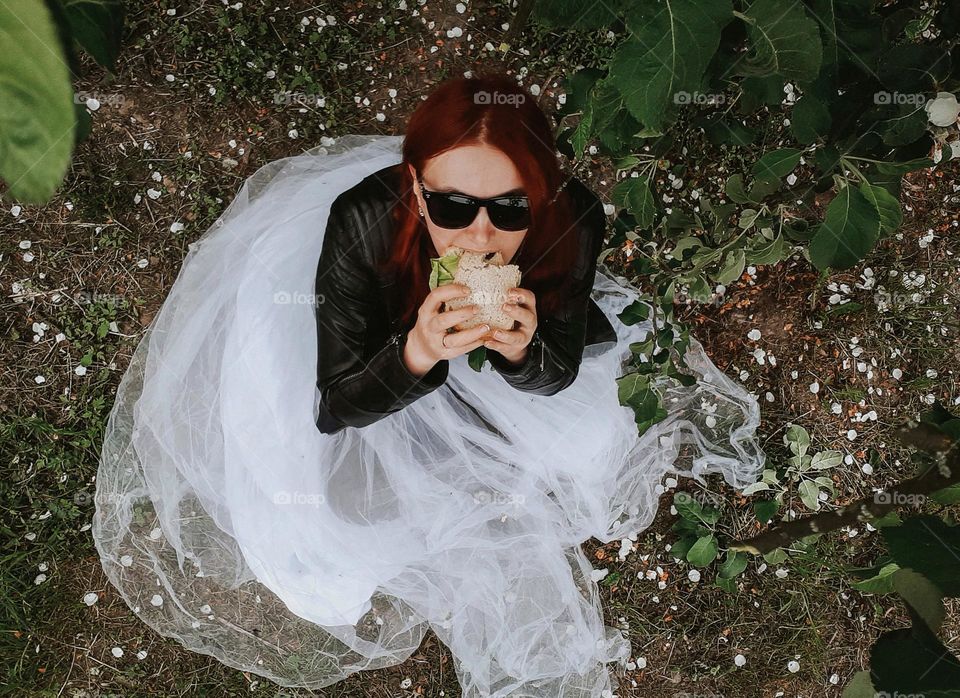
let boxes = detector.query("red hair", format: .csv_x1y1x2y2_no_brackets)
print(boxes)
372,71,580,331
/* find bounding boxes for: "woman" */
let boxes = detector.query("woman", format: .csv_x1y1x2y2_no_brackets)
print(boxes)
93,72,765,697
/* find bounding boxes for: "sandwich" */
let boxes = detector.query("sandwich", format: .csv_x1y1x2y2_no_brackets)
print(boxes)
429,246,522,335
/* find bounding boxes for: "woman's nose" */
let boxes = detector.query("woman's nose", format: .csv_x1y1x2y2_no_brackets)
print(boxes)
468,206,498,241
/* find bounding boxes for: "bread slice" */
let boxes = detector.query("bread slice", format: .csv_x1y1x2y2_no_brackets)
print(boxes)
442,246,521,332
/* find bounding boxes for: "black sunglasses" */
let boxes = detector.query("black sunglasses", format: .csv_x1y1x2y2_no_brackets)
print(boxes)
416,171,530,232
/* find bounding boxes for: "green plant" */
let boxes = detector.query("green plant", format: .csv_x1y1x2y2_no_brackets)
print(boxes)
728,401,960,695
669,490,762,593
526,0,960,435
740,423,844,512
0,0,125,203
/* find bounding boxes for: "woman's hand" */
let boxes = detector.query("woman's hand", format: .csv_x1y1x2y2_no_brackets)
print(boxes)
483,287,537,365
403,283,491,377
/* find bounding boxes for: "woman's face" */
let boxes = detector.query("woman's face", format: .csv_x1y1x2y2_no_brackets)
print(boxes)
408,144,528,264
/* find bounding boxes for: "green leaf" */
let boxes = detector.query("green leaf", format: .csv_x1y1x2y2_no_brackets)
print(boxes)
669,236,702,261
674,492,721,525
851,561,900,594
882,515,960,597
877,43,951,93
724,173,750,204
737,208,760,230
931,484,960,506
611,0,733,132
570,94,595,156
871,510,903,528
739,74,784,110
798,480,821,510
841,670,877,698
762,547,788,564
467,346,487,372
714,248,745,284
531,0,623,31
785,424,810,456
879,103,929,147
808,185,882,271
752,148,802,180
737,0,823,82
748,175,780,203
674,492,705,522
813,476,835,495
741,481,771,496
699,115,757,146
617,299,650,325
790,95,831,144
684,274,713,303
753,498,779,524
669,535,695,561
869,615,960,693
892,568,946,634
61,0,125,69
428,249,461,290
826,301,864,319
811,450,843,470
617,373,668,434
746,232,790,266
611,176,658,229
715,576,738,593
558,67,605,117
859,182,902,237
0,0,76,203
718,550,749,579
687,534,719,566
872,158,935,177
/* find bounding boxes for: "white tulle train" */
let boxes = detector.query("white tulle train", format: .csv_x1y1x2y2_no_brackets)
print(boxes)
93,134,765,697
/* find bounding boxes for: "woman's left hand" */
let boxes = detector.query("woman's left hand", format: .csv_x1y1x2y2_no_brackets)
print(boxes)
483,287,537,364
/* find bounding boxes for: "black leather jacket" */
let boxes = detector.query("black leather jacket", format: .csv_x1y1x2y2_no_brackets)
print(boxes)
314,163,617,434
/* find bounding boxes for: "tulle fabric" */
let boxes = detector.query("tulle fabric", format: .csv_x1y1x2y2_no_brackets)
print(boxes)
93,134,765,697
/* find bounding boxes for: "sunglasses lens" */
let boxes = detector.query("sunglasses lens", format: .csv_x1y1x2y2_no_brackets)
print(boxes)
427,195,477,229
488,199,529,231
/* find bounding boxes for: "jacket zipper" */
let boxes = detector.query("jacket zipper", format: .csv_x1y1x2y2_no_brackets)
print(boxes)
388,331,403,355
532,330,544,372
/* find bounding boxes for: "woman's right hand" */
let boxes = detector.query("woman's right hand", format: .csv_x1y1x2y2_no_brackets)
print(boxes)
403,283,492,377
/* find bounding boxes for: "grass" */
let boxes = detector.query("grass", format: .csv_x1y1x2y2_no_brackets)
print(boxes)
2,0,959,696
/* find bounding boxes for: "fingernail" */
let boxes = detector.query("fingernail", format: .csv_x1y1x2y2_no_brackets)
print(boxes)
483,324,490,331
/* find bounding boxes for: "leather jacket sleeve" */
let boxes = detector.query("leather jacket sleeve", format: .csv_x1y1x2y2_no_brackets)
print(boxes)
486,184,607,395
315,194,448,434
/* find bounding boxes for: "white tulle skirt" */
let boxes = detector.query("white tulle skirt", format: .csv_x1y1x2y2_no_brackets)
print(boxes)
92,134,765,697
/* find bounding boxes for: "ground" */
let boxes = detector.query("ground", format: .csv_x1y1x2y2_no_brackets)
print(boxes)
2,1,959,697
